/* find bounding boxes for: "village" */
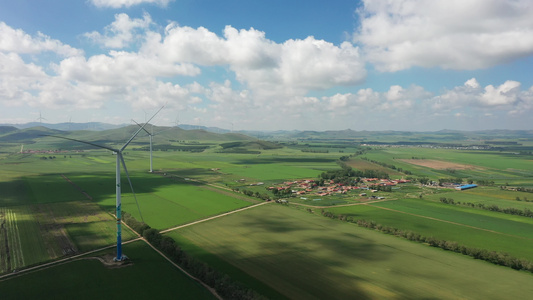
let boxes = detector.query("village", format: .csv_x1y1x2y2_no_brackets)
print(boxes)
267,177,411,199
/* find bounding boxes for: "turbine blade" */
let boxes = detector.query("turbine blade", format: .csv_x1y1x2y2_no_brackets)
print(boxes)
132,119,151,135
42,135,118,152
119,154,144,223
121,105,164,151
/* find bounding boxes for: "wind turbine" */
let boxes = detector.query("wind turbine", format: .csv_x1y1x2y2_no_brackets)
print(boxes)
174,114,180,128
47,106,164,261
36,111,46,124
132,120,172,173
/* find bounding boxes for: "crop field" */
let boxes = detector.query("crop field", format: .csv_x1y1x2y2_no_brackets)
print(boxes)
327,199,533,260
362,147,533,184
0,201,137,274
167,204,533,299
399,158,480,170
424,186,533,209
0,241,216,300
346,157,403,176
63,172,253,230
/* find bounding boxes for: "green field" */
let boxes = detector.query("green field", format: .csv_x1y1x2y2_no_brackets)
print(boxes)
0,201,137,274
362,147,533,184
326,198,533,261
167,204,533,299
0,241,216,300
3,130,533,298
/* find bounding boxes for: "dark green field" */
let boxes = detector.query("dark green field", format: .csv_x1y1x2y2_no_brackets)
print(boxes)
0,241,216,300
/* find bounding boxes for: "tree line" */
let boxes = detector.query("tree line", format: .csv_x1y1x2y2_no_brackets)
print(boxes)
360,157,412,175
122,212,267,300
319,210,533,273
439,197,533,218
232,188,272,201
320,165,390,182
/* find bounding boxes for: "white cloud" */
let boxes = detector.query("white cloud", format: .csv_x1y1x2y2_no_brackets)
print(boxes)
56,51,200,86
480,80,521,106
85,13,153,48
279,39,365,90
465,78,480,89
433,78,532,115
89,0,172,8
354,0,533,71
153,24,366,96
0,22,82,57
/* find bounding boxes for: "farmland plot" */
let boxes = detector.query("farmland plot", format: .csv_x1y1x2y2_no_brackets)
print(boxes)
0,208,25,273
168,204,533,299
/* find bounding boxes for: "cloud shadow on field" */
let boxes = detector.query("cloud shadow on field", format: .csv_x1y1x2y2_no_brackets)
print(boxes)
178,210,397,299
234,157,337,165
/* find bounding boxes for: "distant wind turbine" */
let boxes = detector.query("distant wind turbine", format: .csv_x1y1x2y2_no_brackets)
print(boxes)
46,106,164,261
174,114,180,127
36,111,46,124
132,121,172,173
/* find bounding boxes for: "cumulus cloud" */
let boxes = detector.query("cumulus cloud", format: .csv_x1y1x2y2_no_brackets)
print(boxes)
0,52,46,106
433,78,532,114
0,22,82,57
154,24,366,95
89,0,172,8
56,51,200,86
480,80,521,106
354,0,533,71
85,13,154,48
323,84,429,114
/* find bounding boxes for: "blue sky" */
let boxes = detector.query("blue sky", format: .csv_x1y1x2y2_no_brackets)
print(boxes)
1,0,532,131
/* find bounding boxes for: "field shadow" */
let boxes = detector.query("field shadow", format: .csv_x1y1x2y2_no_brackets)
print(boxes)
0,169,216,211
188,212,396,299
235,157,336,165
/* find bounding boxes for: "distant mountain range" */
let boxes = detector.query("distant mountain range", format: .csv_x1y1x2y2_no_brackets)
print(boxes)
1,122,533,143
0,122,129,131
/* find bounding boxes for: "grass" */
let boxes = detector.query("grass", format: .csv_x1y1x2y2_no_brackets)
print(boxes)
167,204,533,299
0,241,216,300
327,198,533,260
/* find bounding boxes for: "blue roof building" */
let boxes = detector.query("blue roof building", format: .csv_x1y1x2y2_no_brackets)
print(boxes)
455,184,478,190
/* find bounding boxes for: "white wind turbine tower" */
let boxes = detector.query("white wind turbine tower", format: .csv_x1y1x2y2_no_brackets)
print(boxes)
132,120,172,173
47,106,164,261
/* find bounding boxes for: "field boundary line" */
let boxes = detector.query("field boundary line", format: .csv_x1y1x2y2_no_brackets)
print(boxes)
61,174,93,200
142,237,223,299
160,201,272,234
0,243,122,281
366,204,533,241
118,213,223,299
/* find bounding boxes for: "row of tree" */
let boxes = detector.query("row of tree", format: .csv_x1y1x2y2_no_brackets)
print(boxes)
234,188,271,201
301,149,329,153
319,165,390,182
360,157,412,175
319,210,533,273
439,197,533,218
122,212,266,300
501,186,533,193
